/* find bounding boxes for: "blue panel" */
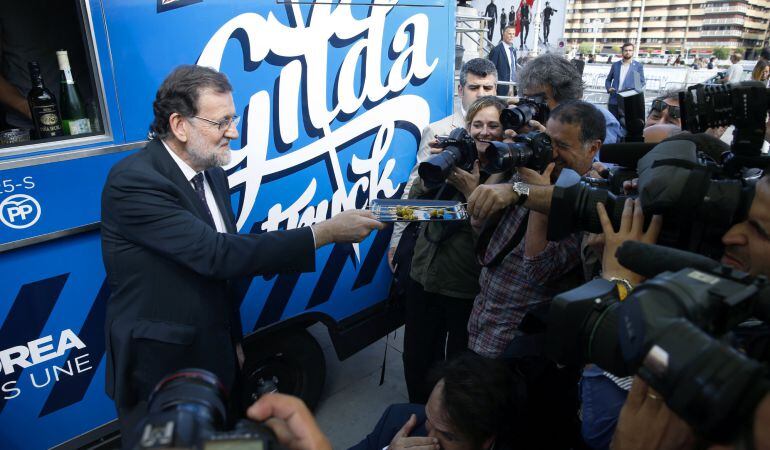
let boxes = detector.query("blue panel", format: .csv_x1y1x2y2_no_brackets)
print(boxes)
0,149,137,245
0,231,116,450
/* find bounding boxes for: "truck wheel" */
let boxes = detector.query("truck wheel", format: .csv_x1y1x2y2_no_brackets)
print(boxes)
241,328,326,410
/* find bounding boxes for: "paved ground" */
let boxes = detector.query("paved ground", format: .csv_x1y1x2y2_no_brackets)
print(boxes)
308,324,408,450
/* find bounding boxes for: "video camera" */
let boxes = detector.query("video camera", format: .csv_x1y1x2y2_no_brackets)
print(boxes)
130,369,282,450
547,81,769,258
545,241,770,443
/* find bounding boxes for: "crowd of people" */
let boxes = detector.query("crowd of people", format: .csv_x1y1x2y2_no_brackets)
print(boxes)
373,49,770,450
96,46,770,450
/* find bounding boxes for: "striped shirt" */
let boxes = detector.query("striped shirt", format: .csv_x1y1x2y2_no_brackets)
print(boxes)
468,204,583,358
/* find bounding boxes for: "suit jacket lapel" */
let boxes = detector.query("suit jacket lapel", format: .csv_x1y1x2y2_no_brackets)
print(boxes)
148,139,216,228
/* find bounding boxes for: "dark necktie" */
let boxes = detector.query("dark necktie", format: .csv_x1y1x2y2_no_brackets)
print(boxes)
191,173,215,225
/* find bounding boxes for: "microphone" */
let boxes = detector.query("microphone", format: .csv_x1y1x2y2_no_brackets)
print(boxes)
599,143,656,168
616,241,720,279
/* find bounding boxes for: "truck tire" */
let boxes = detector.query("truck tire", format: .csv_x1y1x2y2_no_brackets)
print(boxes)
241,328,326,410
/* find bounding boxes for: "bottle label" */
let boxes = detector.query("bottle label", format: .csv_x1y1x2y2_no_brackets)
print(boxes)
32,105,63,137
62,69,74,84
63,118,92,136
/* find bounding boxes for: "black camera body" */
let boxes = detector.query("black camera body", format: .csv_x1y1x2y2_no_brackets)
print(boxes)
548,140,756,259
131,369,281,450
418,127,478,186
547,81,770,257
484,131,553,174
545,242,770,443
500,96,550,131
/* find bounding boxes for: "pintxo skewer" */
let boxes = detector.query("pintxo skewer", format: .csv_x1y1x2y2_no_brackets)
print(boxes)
367,199,468,222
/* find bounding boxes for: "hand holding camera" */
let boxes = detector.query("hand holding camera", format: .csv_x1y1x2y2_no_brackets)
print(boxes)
446,160,480,198
467,184,517,221
610,377,695,450
247,393,332,450
597,198,662,285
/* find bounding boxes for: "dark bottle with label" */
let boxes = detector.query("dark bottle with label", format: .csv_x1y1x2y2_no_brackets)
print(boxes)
57,50,92,136
27,61,64,139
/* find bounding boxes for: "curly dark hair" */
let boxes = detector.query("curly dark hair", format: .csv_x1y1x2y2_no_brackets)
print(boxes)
150,65,232,139
517,53,584,102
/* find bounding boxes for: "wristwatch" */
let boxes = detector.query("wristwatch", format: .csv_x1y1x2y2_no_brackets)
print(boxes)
512,182,530,206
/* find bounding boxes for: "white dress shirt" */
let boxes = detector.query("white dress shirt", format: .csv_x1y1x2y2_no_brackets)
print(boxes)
162,140,228,233
619,61,631,90
504,44,516,81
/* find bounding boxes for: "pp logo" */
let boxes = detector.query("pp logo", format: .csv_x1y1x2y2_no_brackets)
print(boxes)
0,194,42,229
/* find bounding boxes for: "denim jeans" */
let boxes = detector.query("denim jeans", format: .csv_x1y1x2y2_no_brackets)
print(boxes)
580,365,629,450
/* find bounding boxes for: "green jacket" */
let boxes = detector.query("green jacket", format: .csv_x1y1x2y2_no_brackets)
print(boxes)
408,177,481,299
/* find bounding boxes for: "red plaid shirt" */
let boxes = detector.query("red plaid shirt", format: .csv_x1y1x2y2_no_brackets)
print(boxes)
468,205,582,358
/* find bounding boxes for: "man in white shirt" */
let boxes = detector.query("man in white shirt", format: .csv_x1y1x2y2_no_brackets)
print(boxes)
488,25,517,96
387,59,497,265
605,42,646,120
722,53,744,84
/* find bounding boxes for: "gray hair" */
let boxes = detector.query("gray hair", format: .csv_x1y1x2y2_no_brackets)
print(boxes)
656,89,684,102
150,65,232,139
459,58,498,87
517,54,584,102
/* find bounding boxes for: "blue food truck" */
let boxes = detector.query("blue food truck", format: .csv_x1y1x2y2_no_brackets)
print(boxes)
0,1,454,448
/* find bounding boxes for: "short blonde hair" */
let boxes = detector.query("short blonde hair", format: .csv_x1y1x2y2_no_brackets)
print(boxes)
465,96,506,128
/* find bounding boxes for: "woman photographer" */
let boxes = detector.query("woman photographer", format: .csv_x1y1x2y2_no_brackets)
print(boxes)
401,96,510,403
752,59,770,86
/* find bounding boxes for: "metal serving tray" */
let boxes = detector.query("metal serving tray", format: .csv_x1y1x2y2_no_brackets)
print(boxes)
369,199,468,222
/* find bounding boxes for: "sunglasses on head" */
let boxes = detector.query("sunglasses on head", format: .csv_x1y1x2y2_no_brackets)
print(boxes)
651,99,680,120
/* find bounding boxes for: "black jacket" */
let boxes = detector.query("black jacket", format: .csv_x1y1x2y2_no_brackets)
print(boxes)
101,138,315,410
489,42,516,95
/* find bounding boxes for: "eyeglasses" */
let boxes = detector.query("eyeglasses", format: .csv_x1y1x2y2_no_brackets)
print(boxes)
191,115,241,132
651,99,680,120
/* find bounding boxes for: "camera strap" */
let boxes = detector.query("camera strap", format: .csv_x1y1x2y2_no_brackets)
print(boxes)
424,176,488,244
478,209,530,268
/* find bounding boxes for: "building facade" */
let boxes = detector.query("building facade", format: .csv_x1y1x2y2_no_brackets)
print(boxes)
564,0,770,55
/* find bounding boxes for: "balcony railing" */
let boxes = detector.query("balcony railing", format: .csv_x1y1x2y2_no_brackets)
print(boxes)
702,17,745,25
703,6,748,14
700,29,744,37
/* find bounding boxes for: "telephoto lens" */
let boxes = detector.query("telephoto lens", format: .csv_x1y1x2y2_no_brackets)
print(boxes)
418,127,478,185
131,368,283,450
500,97,550,131
484,132,553,173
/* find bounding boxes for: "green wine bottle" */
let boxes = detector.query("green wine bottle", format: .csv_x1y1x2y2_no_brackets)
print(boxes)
57,50,92,136
27,61,64,139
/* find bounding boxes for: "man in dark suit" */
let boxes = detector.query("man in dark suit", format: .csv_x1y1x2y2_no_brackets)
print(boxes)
484,0,497,42
101,65,384,437
488,25,517,96
605,42,646,120
348,353,522,450
542,1,558,44
519,2,531,50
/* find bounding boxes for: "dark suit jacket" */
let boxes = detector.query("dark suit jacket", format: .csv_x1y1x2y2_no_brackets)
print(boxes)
348,404,427,450
101,138,316,411
604,60,646,105
489,42,517,96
